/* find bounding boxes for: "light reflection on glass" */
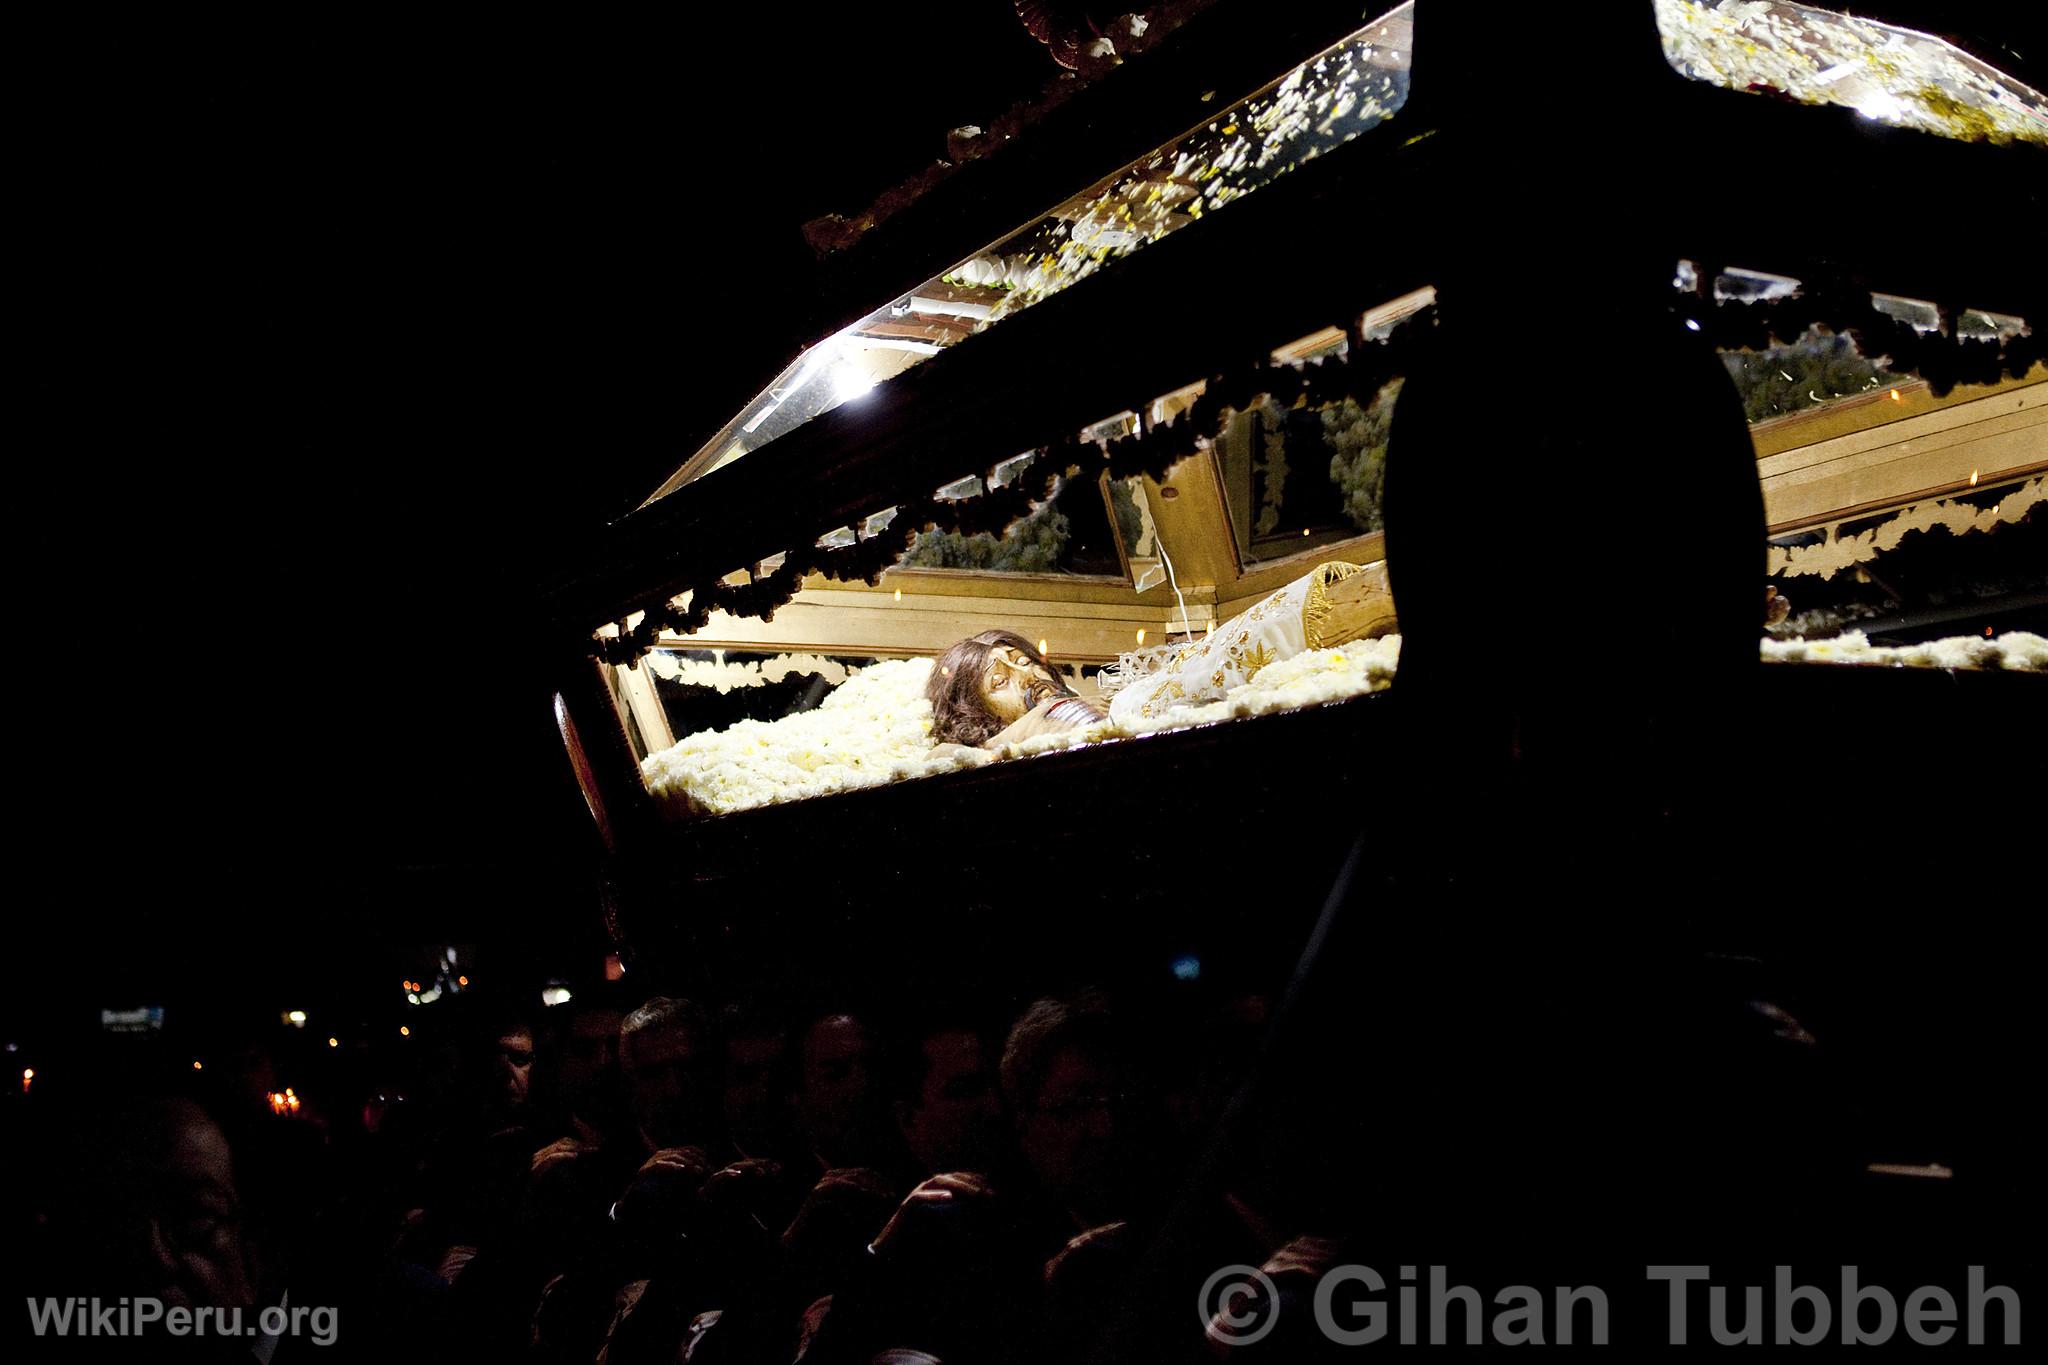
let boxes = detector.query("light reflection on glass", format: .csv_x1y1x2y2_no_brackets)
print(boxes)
1653,0,2047,146
660,2,1417,496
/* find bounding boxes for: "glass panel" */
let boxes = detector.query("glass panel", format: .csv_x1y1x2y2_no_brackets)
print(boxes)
1762,476,2047,652
1722,327,1901,423
1653,0,2048,144
899,471,1131,577
1211,305,1425,568
1695,262,2048,659
1215,381,1405,566
658,1,1416,496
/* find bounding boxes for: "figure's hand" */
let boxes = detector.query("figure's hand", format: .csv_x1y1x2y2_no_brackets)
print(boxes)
985,696,1092,750
1764,583,1792,627
931,741,998,766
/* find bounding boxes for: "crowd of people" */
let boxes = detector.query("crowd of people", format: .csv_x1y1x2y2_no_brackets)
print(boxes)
12,930,1970,1363
11,971,1314,1362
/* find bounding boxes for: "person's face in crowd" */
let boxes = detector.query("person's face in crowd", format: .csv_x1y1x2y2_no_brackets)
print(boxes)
496,1026,536,1111
1019,1045,1137,1225
799,1014,885,1164
128,1101,258,1312
977,646,1063,725
623,1019,716,1150
897,1029,1006,1177
560,1006,625,1106
723,1028,793,1157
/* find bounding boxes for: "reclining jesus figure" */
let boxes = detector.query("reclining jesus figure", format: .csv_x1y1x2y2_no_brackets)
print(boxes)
926,560,1397,750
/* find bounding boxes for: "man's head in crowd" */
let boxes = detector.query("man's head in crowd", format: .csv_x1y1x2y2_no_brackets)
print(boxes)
621,996,718,1152
1002,992,1150,1228
720,999,796,1161
798,1010,894,1169
893,1021,1009,1179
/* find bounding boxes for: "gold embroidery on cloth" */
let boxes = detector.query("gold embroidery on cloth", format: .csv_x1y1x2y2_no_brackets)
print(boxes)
1303,561,1366,650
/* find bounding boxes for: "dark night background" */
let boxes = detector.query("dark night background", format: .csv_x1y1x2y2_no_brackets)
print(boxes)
12,0,2042,1084
17,6,1055,1054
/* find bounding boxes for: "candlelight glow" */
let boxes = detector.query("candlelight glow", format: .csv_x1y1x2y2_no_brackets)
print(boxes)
1969,470,1979,486
1136,629,1147,645
327,1037,339,1048
399,1026,410,1037
1889,389,1902,402
1039,638,1049,655
894,588,903,601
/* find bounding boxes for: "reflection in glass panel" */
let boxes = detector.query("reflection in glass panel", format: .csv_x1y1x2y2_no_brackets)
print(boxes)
1763,474,2046,649
898,472,1132,577
1722,328,1900,423
1216,379,1405,566
664,2,1415,494
1694,258,2048,657
1653,0,2048,145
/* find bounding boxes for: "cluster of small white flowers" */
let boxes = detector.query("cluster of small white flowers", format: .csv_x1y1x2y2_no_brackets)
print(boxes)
640,658,979,816
643,630,2038,814
1761,629,2047,671
979,638,1406,760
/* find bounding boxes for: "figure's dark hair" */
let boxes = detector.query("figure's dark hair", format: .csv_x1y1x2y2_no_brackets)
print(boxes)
926,629,1068,746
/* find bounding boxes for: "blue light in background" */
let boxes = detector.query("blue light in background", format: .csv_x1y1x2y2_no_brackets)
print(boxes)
1170,955,1201,982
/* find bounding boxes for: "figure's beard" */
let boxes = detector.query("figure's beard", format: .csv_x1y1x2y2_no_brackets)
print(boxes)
1021,674,1073,709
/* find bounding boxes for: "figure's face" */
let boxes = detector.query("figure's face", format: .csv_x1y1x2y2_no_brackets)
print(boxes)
978,645,1062,725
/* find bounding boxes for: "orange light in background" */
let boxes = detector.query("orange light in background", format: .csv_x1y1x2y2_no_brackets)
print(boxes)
192,1060,203,1070
399,1026,411,1038
603,954,625,982
457,976,468,987
21,1068,32,1094
1889,389,1902,402
1969,470,1979,486
327,1037,339,1048
1302,528,1311,537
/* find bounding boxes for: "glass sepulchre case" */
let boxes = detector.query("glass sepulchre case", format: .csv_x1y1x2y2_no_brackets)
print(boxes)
547,0,2043,848
528,2,2045,1281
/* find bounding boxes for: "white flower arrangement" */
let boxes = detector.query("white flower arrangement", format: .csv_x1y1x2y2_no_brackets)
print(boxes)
1760,629,2046,672
642,630,2038,815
